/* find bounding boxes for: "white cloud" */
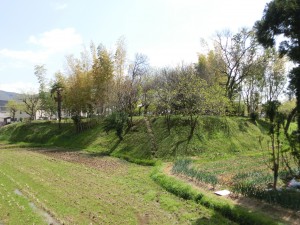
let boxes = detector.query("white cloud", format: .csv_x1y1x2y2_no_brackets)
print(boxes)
0,49,48,64
55,3,68,10
28,28,82,53
0,28,82,64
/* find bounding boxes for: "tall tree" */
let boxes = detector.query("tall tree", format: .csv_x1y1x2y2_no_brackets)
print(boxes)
214,28,259,101
262,48,286,102
195,50,226,85
34,64,47,117
92,45,114,114
50,78,64,129
126,53,149,126
114,36,127,80
255,0,300,132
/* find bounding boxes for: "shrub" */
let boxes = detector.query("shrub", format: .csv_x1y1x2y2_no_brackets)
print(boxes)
233,172,300,210
103,112,128,140
249,112,259,122
172,159,218,188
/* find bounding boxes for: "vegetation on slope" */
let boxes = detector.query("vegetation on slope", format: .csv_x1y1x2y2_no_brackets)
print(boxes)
0,116,270,160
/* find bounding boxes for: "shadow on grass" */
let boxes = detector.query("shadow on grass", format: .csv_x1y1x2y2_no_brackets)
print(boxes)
192,211,233,225
256,119,270,132
88,140,122,157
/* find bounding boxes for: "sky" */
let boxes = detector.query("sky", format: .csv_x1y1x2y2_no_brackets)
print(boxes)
0,0,271,93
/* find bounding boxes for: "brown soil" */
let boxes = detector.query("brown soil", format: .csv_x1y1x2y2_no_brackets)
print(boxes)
136,212,150,225
164,163,300,225
36,149,128,175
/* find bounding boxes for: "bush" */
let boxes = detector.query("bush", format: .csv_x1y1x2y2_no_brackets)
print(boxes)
172,159,218,188
249,112,259,122
111,152,157,166
233,172,300,210
103,112,128,140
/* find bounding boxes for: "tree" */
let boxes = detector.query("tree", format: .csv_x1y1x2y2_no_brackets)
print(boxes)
155,68,177,132
126,53,149,126
139,74,156,115
34,64,47,118
214,28,260,101
50,79,64,129
195,50,226,85
171,65,228,139
255,0,300,133
262,100,284,189
21,93,39,121
5,100,21,121
114,36,127,80
64,54,93,132
241,55,265,116
262,48,287,102
92,45,114,114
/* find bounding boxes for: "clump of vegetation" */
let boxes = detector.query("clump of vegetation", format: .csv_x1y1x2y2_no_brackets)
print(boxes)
152,165,279,225
232,171,300,210
172,159,218,188
103,111,128,140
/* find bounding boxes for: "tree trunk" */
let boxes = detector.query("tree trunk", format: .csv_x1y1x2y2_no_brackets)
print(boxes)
284,107,297,136
296,71,300,138
273,162,279,189
189,115,197,140
165,114,171,134
58,98,62,129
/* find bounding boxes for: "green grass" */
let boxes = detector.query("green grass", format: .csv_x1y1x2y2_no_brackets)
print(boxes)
0,172,44,224
151,165,281,225
0,116,271,161
174,151,300,211
0,146,233,224
0,121,117,152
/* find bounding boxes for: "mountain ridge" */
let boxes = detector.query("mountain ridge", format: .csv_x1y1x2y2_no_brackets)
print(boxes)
0,90,21,101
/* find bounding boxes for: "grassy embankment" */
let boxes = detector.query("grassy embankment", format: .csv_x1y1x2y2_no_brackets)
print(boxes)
0,116,288,224
0,116,271,161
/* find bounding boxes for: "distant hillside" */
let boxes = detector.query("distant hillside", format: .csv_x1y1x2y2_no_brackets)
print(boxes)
0,90,21,101
0,100,8,107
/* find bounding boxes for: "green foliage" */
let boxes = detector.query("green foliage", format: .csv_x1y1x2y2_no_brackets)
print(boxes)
255,0,300,61
233,172,300,210
172,159,218,187
50,80,64,124
0,116,269,160
5,100,22,120
262,100,281,123
111,152,157,166
249,112,259,122
103,112,128,140
255,0,300,132
279,99,296,118
215,28,259,101
151,166,279,225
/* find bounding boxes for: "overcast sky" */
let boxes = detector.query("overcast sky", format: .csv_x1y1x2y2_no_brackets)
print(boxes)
0,0,271,93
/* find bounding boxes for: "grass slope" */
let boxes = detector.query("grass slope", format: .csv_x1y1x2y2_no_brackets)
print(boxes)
0,116,270,160
0,147,232,224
